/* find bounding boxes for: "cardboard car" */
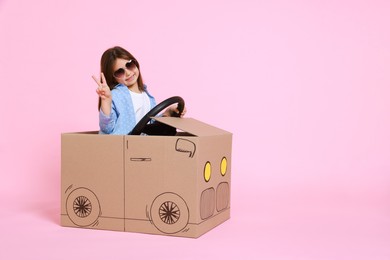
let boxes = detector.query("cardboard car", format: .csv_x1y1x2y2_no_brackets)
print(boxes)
61,97,232,238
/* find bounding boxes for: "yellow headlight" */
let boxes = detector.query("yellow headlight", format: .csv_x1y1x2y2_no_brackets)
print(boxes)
204,162,211,182
220,157,227,176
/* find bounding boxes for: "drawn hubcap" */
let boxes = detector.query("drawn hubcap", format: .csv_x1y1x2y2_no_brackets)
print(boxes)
73,196,92,218
159,201,180,224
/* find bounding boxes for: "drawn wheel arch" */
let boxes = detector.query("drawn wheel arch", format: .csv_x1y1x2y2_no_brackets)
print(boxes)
150,192,189,234
66,187,101,227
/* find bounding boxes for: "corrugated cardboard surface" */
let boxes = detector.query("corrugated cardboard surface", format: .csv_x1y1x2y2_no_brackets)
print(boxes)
61,118,232,238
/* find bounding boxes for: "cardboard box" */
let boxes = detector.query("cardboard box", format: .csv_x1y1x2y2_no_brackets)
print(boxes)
61,117,232,238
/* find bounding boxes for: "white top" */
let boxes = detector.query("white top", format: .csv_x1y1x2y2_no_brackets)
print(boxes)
129,90,151,123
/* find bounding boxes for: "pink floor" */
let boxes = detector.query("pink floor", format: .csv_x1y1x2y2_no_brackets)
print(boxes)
1,168,389,259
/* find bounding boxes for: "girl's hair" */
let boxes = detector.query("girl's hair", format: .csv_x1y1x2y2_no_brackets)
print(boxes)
98,46,145,109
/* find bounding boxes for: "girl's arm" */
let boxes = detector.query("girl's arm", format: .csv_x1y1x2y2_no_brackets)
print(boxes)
100,97,112,116
99,106,116,134
162,104,187,117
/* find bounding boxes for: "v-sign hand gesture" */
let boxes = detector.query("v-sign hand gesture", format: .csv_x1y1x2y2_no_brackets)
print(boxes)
93,73,112,116
93,73,112,101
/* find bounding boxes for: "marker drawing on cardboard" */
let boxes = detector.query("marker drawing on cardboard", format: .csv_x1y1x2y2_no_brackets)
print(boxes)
61,97,232,238
65,187,101,227
175,138,196,158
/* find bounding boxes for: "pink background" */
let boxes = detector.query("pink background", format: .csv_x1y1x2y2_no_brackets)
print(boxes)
1,0,390,259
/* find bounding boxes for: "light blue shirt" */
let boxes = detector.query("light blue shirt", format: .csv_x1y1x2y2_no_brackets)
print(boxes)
99,84,156,135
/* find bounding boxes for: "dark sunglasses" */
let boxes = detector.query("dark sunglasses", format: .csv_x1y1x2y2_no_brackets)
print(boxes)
113,60,138,78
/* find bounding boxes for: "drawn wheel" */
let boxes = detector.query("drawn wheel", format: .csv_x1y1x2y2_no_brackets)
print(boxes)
66,188,101,227
150,192,189,234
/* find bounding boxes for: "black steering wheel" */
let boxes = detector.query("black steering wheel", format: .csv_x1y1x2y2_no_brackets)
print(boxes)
129,96,185,135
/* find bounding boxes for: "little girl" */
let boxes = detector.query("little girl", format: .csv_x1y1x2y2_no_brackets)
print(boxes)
92,46,185,134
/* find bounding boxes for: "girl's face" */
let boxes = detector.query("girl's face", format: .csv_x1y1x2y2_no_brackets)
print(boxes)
112,58,139,90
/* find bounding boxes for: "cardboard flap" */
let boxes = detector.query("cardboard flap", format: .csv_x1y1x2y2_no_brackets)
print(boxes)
152,117,230,137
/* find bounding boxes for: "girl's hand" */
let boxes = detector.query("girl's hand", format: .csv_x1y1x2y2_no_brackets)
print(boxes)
92,73,112,100
163,104,187,117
